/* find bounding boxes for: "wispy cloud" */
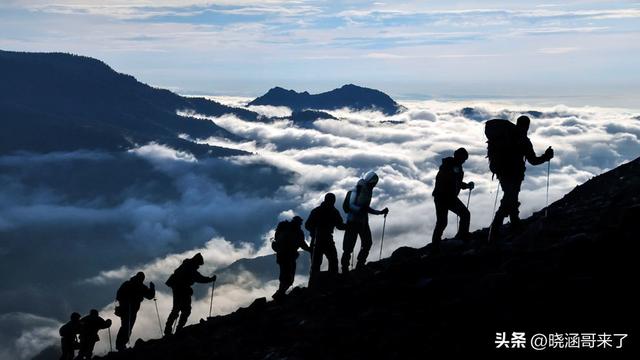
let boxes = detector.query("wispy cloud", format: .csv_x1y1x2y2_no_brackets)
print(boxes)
538,46,579,54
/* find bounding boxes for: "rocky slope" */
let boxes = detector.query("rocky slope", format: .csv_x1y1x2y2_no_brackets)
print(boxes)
93,157,638,358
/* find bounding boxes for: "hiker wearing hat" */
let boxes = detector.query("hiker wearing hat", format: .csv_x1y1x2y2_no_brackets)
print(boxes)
272,215,311,300
431,148,475,253
485,115,553,242
341,171,389,272
114,271,155,351
164,253,216,335
59,312,82,359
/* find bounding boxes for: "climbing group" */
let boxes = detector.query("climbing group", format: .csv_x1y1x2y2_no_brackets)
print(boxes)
59,253,216,359
271,115,553,296
58,115,553,358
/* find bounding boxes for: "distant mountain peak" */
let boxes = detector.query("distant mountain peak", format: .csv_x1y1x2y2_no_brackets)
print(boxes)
249,84,405,115
0,50,258,156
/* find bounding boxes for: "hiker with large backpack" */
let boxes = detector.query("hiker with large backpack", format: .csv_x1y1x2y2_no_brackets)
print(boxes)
305,193,346,286
76,309,112,360
485,115,554,242
59,312,82,360
163,253,216,336
431,148,475,253
341,171,389,273
272,215,311,300
114,271,155,351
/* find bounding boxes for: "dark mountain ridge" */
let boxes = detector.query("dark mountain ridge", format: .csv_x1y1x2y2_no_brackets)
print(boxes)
0,50,258,156
249,84,406,115
94,158,638,358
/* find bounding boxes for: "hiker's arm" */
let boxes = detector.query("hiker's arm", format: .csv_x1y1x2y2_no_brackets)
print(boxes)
524,138,552,165
368,206,389,215
299,236,312,252
194,271,213,283
304,211,315,232
144,282,155,300
335,211,346,230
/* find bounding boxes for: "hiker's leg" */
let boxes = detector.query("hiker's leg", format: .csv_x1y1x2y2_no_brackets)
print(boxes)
310,239,324,275
326,241,339,275
356,223,372,267
508,178,524,226
341,222,358,271
115,311,130,350
175,292,191,332
432,197,449,249
164,291,180,335
451,197,471,240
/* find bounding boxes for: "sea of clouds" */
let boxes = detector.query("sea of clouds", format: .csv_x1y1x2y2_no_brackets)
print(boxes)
1,98,638,359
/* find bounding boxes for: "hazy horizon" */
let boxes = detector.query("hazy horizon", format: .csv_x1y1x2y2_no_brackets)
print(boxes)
2,0,639,108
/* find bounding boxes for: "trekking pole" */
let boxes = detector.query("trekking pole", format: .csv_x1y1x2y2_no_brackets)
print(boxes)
153,298,163,337
108,327,113,353
208,278,216,318
545,160,550,218
378,214,387,260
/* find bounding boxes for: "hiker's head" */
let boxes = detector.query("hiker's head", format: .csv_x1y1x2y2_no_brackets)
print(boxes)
516,115,530,133
192,252,204,266
292,216,303,226
453,148,469,164
89,309,99,317
363,171,379,188
70,312,81,321
324,193,336,205
133,271,145,283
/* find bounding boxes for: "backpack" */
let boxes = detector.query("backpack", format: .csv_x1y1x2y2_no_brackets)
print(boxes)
271,220,290,253
165,260,188,288
484,119,518,175
342,190,353,213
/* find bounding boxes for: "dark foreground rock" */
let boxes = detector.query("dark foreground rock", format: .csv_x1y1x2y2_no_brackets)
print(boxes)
99,158,639,359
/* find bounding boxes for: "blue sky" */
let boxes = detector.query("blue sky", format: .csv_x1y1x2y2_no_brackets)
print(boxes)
1,0,639,106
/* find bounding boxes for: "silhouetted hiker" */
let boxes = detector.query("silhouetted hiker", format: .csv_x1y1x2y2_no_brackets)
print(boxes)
59,312,81,360
341,171,389,272
485,116,553,242
76,309,111,360
272,216,311,300
114,271,155,351
164,253,216,336
305,193,346,285
431,148,475,253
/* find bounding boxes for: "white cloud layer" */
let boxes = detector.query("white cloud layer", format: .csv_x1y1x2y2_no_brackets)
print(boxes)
2,98,639,358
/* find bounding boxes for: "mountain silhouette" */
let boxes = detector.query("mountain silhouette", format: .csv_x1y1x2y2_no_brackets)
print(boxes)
0,50,258,156
249,84,405,115
88,157,637,358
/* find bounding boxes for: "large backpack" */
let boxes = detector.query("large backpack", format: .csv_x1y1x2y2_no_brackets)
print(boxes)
485,119,518,176
165,260,189,288
342,190,353,213
271,220,290,253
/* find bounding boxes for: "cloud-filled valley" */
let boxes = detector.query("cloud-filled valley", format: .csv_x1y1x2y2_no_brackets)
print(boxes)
1,98,639,359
